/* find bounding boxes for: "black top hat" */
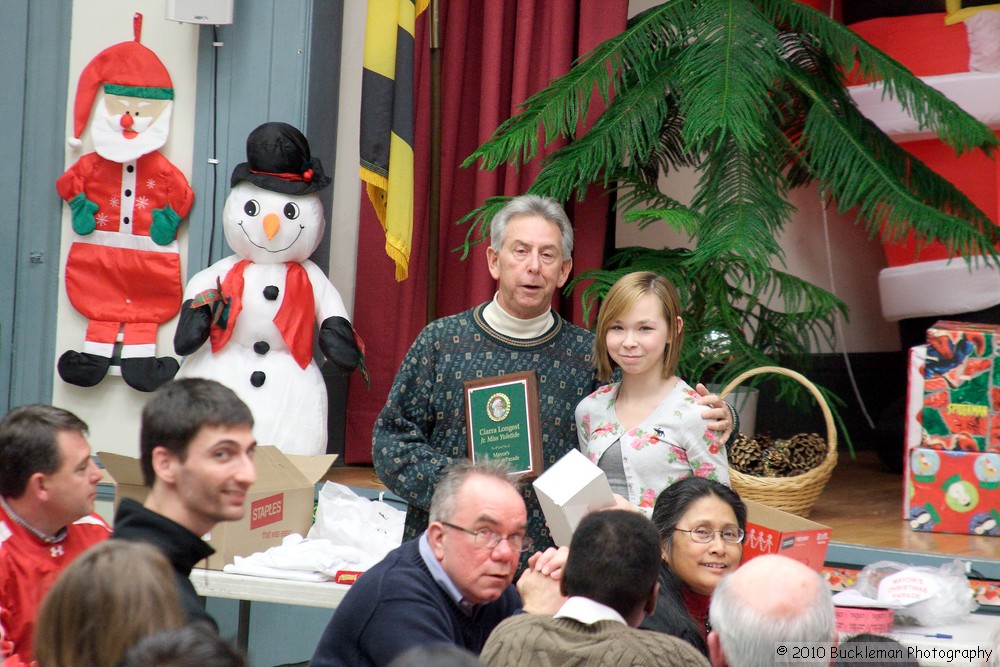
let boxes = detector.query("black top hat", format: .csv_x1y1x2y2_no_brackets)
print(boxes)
230,122,331,195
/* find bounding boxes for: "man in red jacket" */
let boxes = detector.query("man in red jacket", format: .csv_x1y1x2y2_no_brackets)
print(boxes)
0,405,110,665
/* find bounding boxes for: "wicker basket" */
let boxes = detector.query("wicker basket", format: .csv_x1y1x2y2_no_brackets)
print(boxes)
720,366,837,518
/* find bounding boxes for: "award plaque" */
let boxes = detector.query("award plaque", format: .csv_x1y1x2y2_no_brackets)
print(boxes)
463,370,543,476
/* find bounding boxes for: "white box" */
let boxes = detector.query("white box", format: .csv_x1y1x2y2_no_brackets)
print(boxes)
166,0,234,25
532,449,614,546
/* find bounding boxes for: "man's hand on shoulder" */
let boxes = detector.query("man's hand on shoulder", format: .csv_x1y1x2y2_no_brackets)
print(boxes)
694,382,735,443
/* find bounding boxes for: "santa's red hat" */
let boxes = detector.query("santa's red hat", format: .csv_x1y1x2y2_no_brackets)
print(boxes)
71,12,173,143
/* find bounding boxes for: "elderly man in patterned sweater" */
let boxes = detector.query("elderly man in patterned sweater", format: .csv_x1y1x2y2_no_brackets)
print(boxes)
373,194,737,555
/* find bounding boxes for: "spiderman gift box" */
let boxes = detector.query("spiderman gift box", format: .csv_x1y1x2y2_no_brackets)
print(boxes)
907,321,1000,535
922,321,1000,453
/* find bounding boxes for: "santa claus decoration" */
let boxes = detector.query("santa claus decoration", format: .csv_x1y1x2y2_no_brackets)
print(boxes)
56,13,192,392
174,122,365,456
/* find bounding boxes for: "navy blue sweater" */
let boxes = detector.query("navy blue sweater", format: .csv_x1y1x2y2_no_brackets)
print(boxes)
309,539,522,667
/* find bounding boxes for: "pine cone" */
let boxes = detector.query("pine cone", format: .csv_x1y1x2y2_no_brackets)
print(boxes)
729,433,764,475
786,433,826,473
762,439,792,477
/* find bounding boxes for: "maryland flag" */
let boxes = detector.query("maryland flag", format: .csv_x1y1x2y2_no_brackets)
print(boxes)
360,0,428,282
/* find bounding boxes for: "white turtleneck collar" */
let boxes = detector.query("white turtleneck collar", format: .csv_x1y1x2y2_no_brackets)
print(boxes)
482,293,554,339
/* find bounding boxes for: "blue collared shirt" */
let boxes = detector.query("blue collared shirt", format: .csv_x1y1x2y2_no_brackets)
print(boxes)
418,530,476,615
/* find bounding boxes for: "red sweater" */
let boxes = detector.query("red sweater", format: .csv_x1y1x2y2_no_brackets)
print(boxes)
681,584,712,642
0,505,110,663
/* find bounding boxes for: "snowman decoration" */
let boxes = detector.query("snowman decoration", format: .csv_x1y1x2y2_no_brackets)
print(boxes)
174,122,365,456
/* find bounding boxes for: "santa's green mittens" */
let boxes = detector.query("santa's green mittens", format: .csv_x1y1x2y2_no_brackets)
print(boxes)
68,192,98,235
150,204,181,245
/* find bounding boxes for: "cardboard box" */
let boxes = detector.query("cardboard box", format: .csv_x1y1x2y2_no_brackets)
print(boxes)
922,320,1000,453
532,449,614,547
99,447,335,570
740,499,831,571
906,446,1000,536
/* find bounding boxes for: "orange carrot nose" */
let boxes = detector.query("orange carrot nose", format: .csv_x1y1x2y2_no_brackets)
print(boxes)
120,113,134,129
263,212,281,239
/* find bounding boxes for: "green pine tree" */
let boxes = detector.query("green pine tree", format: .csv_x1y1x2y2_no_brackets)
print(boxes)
459,0,1000,445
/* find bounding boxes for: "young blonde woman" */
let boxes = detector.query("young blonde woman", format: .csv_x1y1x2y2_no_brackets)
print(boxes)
575,271,731,514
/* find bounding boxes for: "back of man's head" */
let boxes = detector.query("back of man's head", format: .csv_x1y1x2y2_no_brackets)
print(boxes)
140,378,253,487
708,554,834,667
0,405,87,498
563,510,660,624
118,625,248,667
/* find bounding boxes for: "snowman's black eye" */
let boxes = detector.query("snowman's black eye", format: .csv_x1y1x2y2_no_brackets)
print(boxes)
283,202,300,220
244,200,260,216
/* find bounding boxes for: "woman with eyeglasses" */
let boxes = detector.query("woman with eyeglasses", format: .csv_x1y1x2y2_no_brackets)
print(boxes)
640,476,747,658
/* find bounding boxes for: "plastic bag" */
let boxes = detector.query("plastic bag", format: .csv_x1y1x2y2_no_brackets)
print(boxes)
306,481,405,563
851,559,977,626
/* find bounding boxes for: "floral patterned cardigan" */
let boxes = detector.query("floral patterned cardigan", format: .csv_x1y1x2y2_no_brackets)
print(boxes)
575,379,731,515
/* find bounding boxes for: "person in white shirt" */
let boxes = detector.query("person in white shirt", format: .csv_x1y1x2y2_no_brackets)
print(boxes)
480,510,709,667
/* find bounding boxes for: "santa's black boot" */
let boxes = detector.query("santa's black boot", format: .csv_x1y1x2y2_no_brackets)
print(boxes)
120,356,180,392
57,351,112,387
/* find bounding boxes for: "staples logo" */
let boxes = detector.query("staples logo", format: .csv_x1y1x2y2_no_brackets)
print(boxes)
250,493,284,530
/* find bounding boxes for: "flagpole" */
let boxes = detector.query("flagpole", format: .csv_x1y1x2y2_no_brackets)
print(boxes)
426,0,442,324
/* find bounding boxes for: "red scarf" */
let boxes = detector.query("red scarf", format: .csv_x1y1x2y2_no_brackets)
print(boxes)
210,260,314,369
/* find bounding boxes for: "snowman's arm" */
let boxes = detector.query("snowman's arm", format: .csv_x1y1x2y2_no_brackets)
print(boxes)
182,256,241,299
304,261,366,376
303,261,349,322
174,257,241,355
318,316,359,371
174,300,212,355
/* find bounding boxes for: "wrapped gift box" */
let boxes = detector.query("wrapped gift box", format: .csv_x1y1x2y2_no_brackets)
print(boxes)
921,320,1000,453
906,446,1000,535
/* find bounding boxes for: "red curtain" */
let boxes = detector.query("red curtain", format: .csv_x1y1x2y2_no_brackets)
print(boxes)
344,0,629,464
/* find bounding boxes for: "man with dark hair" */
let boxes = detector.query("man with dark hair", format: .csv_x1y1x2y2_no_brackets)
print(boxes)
119,624,248,667
310,460,563,667
480,510,709,667
113,378,257,629
0,405,110,664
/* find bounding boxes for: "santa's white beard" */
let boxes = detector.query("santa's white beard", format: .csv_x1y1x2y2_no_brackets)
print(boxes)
91,103,172,162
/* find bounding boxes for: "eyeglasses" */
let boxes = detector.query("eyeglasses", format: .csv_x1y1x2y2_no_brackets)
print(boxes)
440,521,534,552
675,527,745,544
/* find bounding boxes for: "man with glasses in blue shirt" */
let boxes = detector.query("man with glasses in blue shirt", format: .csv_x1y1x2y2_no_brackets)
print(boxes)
309,460,564,667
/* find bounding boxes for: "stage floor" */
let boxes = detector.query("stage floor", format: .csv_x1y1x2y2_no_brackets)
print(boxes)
811,451,1000,563
325,451,1000,566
